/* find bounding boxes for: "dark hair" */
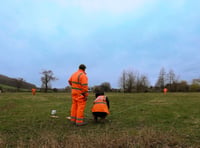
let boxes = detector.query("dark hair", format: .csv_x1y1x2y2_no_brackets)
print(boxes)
79,64,86,70
95,92,104,98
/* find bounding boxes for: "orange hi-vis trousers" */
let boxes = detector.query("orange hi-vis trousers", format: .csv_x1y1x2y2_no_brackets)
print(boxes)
70,94,86,125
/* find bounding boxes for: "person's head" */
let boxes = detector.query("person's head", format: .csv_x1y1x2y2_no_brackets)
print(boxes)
95,91,104,98
79,64,86,71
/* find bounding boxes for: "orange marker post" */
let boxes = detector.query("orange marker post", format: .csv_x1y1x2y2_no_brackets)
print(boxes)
32,88,36,95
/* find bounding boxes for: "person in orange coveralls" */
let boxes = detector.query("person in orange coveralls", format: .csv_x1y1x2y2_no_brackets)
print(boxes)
163,88,168,94
68,64,89,126
32,88,36,95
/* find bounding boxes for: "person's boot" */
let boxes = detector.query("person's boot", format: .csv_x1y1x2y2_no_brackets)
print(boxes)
76,122,87,126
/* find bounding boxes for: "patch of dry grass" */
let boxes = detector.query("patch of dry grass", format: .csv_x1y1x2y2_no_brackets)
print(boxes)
0,128,193,148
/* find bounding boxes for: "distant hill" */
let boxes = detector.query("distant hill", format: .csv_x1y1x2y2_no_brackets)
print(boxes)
0,74,36,90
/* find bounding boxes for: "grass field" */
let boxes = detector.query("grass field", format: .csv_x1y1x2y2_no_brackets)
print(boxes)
0,92,200,147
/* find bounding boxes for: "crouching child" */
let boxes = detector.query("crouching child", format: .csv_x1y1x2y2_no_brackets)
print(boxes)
91,92,110,122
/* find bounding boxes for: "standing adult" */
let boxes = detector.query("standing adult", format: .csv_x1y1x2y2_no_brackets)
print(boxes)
163,88,168,94
68,64,89,126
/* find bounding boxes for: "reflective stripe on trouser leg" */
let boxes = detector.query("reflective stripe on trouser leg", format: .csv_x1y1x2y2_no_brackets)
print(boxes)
76,117,84,125
76,95,86,125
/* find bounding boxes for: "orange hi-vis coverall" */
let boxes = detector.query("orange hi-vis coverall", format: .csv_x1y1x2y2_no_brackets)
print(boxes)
163,88,168,94
32,88,36,95
91,95,110,114
68,69,88,125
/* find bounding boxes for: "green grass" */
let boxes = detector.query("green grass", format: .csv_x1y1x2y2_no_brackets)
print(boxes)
0,92,200,147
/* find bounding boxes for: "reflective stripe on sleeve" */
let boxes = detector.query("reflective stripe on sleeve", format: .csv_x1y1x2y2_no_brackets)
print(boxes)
71,81,81,84
71,87,82,90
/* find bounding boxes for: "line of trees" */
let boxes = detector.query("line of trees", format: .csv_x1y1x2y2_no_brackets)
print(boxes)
40,68,200,93
119,67,200,93
119,69,149,92
155,67,200,92
2,68,197,93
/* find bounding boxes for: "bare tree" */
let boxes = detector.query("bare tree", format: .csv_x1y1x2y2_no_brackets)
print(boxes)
119,70,127,92
126,71,136,92
119,69,151,93
41,70,57,92
167,70,175,84
119,69,137,92
136,74,150,92
155,67,166,89
166,69,179,91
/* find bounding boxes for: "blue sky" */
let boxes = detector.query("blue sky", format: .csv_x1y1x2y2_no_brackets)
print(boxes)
0,0,200,88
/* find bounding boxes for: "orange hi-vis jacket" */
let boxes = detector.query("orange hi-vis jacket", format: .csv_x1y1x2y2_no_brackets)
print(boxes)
92,95,110,114
68,69,88,97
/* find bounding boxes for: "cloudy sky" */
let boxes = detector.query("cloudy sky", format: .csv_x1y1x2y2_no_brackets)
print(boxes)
0,0,200,88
